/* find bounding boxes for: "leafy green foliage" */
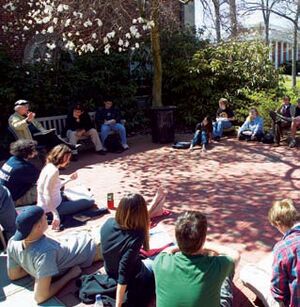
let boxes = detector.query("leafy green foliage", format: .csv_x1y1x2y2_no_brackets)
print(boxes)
162,39,282,128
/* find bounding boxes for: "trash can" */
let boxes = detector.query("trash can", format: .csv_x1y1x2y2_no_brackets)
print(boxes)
151,106,176,143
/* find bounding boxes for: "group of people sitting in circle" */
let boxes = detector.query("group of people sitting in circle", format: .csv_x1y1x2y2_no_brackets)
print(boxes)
2,180,299,307
8,96,129,161
189,95,300,151
0,95,299,306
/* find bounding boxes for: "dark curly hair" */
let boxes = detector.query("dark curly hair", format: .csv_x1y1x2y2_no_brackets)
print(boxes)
10,139,37,159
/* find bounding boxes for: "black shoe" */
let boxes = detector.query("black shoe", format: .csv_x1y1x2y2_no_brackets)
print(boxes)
96,150,106,155
71,154,78,161
214,136,221,142
69,144,82,150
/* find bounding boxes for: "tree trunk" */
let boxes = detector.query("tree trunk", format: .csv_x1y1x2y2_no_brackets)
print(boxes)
229,0,237,37
292,0,300,88
212,0,221,42
151,0,162,106
292,23,297,88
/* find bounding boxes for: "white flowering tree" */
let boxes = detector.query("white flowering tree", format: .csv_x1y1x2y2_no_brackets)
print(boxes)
2,0,190,107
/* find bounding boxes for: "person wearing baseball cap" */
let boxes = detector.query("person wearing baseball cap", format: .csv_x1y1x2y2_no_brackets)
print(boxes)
8,99,79,151
6,206,102,304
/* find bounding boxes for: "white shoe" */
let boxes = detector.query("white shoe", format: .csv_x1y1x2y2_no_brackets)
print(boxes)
122,144,129,150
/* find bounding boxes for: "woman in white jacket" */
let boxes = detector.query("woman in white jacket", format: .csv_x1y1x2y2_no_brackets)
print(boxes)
37,144,94,230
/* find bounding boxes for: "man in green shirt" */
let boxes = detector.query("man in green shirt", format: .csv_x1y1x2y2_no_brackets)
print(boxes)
153,211,240,307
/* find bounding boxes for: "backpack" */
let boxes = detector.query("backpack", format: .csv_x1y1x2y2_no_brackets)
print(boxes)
104,133,124,153
172,141,191,149
262,133,274,144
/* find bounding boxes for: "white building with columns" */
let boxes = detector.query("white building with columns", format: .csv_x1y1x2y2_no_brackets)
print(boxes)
242,22,300,69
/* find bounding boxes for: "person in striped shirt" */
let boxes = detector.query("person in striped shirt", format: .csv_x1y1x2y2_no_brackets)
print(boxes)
268,199,300,307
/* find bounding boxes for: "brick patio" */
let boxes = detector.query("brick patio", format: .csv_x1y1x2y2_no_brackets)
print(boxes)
41,134,300,306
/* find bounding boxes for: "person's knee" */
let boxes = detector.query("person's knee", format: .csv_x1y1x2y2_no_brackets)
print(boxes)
89,128,98,136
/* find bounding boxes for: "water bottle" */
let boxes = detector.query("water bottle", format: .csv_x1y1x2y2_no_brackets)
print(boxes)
94,294,104,307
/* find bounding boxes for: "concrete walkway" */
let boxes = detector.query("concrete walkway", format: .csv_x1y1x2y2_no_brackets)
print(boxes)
46,134,300,306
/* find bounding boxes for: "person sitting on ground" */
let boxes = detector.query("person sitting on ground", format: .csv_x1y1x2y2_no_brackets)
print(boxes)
269,95,296,146
0,185,17,242
213,98,235,141
153,211,240,307
238,108,264,142
189,116,213,152
37,144,94,231
268,199,300,307
65,103,105,161
100,188,167,307
9,99,78,151
95,96,129,151
0,140,40,206
288,98,300,148
7,206,102,304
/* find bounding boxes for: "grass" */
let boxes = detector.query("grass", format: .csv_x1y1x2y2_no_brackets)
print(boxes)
281,74,300,90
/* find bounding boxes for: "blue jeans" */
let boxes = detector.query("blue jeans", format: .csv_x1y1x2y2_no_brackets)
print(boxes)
0,185,17,240
213,120,232,138
191,130,208,146
100,123,127,145
57,196,94,216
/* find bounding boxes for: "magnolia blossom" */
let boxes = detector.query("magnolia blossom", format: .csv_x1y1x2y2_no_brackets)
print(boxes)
47,26,54,33
83,19,92,27
104,43,111,55
95,18,103,27
65,19,71,27
106,31,115,39
118,39,123,46
46,42,56,50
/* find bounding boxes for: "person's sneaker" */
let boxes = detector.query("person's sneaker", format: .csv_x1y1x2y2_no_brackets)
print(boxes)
289,139,296,148
122,144,129,150
96,150,106,155
69,143,82,150
202,144,207,152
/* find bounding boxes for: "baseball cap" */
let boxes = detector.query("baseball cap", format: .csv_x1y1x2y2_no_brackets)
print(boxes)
14,206,44,241
14,99,29,106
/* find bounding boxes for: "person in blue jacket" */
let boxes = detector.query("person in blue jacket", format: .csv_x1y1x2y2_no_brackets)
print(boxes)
238,108,264,141
0,139,40,206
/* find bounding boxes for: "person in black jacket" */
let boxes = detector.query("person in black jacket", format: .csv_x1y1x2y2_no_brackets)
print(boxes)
100,193,155,307
65,104,105,160
95,97,129,150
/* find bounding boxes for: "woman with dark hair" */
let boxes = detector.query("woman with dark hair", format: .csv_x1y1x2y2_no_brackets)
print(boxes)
0,139,40,206
189,116,213,152
37,144,94,230
100,193,156,307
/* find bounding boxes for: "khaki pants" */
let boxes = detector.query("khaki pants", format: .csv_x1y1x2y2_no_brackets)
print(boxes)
67,128,103,152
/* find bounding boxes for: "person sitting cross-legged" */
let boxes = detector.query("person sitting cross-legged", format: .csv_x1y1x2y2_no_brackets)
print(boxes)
153,211,240,307
0,140,40,206
65,104,106,161
238,108,264,142
189,116,213,152
6,206,102,304
95,96,129,151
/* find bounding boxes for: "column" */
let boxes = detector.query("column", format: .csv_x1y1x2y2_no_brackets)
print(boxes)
274,41,279,69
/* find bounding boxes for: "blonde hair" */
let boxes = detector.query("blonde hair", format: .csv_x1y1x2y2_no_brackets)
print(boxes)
115,193,150,250
246,108,259,121
46,144,71,166
268,199,299,228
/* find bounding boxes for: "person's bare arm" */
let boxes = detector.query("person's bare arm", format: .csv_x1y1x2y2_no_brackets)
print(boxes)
8,266,29,280
116,283,127,307
202,242,240,265
34,266,82,304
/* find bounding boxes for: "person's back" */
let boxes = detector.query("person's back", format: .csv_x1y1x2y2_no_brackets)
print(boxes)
153,211,239,307
268,199,300,306
154,251,234,307
0,155,39,201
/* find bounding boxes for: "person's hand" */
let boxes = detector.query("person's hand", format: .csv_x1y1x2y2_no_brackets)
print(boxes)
68,265,82,279
110,119,116,125
26,112,35,122
163,246,180,254
51,218,60,230
69,172,78,181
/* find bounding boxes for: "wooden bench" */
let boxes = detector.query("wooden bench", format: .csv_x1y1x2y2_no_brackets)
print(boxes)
36,112,96,137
